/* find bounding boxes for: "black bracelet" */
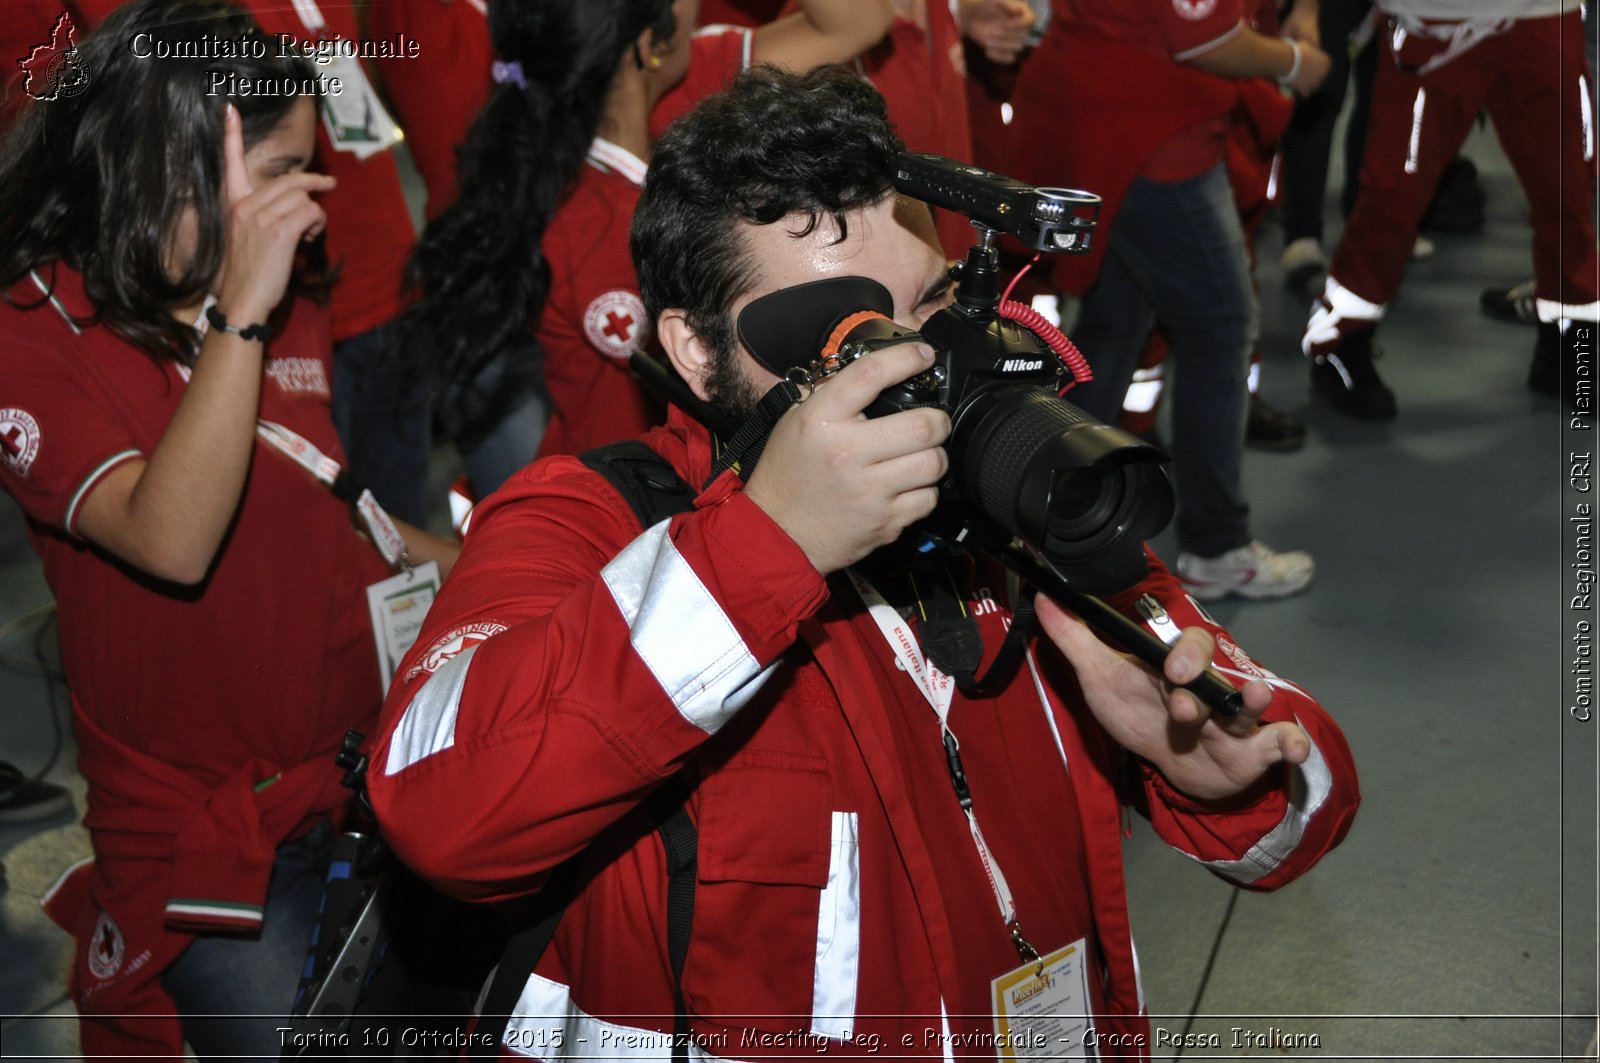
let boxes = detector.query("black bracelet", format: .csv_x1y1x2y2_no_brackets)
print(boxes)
205,304,272,342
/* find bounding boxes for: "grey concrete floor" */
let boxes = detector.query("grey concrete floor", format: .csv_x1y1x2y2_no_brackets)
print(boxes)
1,119,1597,1062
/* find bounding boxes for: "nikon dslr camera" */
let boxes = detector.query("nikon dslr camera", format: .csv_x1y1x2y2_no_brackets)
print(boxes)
733,154,1174,595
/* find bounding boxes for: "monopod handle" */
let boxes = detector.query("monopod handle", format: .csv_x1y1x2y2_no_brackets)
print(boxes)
998,546,1245,718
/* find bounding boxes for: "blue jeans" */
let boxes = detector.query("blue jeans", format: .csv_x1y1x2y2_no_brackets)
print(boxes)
1068,163,1254,559
160,822,334,1060
459,388,549,497
332,319,434,526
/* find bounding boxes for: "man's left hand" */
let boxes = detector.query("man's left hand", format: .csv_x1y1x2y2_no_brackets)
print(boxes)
1037,595,1310,802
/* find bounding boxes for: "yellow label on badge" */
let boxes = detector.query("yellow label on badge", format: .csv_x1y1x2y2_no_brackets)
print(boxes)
991,939,1097,1060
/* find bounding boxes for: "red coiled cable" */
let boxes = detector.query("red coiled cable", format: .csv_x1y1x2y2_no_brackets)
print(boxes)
998,255,1093,393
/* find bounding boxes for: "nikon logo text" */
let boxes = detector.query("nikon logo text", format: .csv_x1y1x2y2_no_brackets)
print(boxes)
1002,359,1045,372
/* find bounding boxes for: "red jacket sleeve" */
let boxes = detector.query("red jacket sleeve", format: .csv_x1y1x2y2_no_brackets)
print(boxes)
366,458,828,903
1103,552,1361,891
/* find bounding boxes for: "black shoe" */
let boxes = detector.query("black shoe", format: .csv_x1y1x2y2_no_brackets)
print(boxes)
1481,279,1538,326
1311,328,1397,421
0,761,72,823
1246,393,1306,451
1528,321,1559,396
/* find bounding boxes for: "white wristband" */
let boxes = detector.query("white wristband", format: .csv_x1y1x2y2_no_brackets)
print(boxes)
1278,39,1303,86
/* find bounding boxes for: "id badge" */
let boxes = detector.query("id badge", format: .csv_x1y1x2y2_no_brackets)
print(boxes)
990,939,1098,1061
366,560,440,691
319,52,402,159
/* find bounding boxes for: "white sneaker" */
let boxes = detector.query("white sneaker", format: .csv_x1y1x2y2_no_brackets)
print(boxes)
1280,237,1327,294
1176,541,1315,602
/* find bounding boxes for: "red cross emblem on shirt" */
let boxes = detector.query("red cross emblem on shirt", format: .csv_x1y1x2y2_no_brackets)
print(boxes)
0,409,40,476
583,290,650,360
602,310,635,343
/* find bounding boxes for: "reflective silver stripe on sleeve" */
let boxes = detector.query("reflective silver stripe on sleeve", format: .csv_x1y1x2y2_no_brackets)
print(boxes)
1189,732,1334,884
810,811,861,1040
384,646,478,775
602,519,771,734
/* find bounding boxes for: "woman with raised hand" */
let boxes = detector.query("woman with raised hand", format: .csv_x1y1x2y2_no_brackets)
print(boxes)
0,0,456,1055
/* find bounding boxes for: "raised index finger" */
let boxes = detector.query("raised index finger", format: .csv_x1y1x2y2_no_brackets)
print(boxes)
222,104,253,207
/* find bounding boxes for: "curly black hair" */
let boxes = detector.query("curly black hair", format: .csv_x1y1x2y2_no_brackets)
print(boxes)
0,0,325,363
631,64,906,397
403,0,676,446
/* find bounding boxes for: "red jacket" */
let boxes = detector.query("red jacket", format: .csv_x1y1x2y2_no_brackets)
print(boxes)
369,407,1358,1058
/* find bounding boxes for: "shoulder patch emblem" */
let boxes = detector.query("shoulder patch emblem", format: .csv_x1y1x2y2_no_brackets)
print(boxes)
582,290,649,360
0,408,42,477
404,621,509,683
1173,0,1218,20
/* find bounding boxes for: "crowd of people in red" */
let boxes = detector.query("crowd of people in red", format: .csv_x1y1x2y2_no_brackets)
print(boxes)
0,0,1583,1053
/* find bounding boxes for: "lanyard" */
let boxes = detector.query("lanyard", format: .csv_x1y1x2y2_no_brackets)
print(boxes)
189,304,409,571
287,0,327,36
848,569,1043,972
587,138,648,188
255,422,409,571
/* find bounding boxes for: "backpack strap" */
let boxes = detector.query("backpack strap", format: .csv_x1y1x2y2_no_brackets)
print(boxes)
582,438,697,529
472,441,701,1060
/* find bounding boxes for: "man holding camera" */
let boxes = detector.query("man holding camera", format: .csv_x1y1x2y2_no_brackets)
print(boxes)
368,67,1358,1056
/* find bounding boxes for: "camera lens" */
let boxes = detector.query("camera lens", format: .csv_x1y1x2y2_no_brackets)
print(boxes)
952,386,1173,595
1045,470,1107,524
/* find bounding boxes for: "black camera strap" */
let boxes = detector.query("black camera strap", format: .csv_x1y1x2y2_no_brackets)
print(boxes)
906,567,984,680
902,563,1037,699
705,379,806,488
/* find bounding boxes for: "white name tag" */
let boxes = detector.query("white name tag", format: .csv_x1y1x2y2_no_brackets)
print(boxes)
319,52,402,159
990,939,1098,1060
366,560,440,692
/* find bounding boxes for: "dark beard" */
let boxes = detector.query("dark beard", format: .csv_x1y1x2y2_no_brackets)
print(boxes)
702,340,766,424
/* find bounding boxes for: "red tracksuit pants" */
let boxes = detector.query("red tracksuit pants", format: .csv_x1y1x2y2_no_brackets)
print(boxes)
1309,9,1597,349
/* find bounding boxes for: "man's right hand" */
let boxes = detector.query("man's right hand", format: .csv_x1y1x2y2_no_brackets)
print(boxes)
744,342,952,575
